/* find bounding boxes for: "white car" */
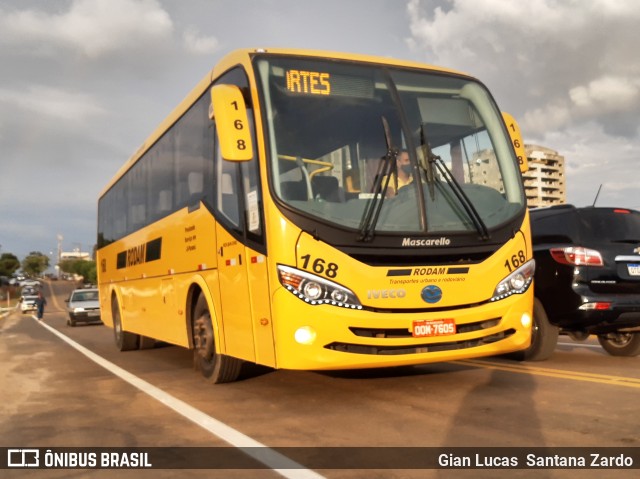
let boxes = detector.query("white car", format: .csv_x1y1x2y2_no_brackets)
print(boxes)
66,288,102,327
20,295,39,314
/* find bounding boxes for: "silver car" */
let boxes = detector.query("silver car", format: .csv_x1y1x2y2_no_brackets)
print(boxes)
66,288,102,327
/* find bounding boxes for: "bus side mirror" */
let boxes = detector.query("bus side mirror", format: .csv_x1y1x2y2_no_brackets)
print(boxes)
209,84,254,162
502,112,528,173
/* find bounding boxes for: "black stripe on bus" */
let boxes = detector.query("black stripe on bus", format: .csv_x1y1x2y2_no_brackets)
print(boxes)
116,237,162,270
116,251,126,270
386,269,412,277
145,237,162,263
447,267,470,274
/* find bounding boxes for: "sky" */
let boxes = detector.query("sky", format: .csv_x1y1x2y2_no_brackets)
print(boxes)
1,0,639,262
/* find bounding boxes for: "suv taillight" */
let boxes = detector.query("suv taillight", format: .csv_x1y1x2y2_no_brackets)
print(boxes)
550,247,604,266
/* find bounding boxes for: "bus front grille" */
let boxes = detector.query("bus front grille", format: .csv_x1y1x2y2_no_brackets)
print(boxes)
324,328,516,356
349,318,501,339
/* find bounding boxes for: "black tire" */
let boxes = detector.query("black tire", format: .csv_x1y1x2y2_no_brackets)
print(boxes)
597,332,640,357
112,296,138,351
192,294,242,384
567,330,589,341
512,298,559,361
68,317,76,327
138,335,156,350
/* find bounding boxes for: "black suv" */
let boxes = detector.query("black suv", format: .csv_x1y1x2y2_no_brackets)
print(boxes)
521,205,640,360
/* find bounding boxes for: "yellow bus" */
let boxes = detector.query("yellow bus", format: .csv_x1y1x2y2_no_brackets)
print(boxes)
97,48,534,383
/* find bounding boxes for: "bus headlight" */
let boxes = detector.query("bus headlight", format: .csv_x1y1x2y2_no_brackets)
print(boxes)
278,264,362,309
490,259,535,302
303,281,323,300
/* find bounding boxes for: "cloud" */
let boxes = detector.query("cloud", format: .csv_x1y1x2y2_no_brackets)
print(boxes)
182,27,219,55
570,75,640,112
2,0,639,261
0,86,106,122
537,121,640,207
522,102,572,136
406,0,640,138
0,0,173,58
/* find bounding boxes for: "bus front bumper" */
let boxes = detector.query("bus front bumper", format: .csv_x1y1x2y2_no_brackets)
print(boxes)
271,288,533,371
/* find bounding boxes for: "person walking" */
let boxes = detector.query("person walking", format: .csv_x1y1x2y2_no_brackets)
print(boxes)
36,290,47,321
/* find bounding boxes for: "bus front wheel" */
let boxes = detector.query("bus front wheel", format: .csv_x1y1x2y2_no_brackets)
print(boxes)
192,294,242,384
507,298,558,362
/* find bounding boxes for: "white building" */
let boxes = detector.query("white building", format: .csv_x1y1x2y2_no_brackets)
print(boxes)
523,144,566,208
60,250,91,260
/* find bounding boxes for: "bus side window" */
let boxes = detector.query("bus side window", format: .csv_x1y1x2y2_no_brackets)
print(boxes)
188,172,204,203
215,142,241,228
220,173,239,222
176,180,188,207
128,203,146,230
158,189,172,214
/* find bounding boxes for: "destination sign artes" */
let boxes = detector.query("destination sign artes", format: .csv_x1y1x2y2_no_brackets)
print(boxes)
285,69,331,95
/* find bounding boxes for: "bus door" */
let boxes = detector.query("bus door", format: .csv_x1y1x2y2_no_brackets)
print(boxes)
213,145,274,366
215,224,254,361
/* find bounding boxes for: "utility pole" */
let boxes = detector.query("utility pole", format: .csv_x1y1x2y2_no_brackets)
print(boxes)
57,234,63,266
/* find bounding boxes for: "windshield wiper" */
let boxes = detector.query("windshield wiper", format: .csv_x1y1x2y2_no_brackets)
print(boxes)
357,116,397,242
420,126,437,202
429,155,491,240
420,124,490,241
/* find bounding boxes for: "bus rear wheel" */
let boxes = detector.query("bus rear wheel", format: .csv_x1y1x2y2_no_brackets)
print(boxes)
112,296,139,351
192,294,242,384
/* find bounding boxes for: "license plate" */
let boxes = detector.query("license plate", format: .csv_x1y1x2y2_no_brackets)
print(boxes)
412,318,456,338
629,264,640,276
88,311,100,317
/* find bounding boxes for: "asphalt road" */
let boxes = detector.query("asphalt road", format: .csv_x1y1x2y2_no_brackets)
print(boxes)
1,280,639,479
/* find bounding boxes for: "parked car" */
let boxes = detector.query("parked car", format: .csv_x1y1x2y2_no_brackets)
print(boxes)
66,288,102,327
20,294,39,314
519,205,640,360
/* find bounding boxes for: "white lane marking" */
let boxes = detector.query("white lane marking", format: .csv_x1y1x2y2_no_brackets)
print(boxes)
557,341,602,350
34,318,325,479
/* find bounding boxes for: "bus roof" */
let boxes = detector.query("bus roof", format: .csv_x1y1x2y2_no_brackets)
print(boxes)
98,48,468,198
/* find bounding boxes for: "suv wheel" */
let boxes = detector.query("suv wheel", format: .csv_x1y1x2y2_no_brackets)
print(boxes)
567,330,589,341
597,332,640,357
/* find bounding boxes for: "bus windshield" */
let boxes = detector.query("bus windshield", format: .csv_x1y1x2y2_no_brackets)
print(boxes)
256,56,525,238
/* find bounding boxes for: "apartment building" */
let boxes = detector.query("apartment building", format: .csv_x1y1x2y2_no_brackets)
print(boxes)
522,144,566,207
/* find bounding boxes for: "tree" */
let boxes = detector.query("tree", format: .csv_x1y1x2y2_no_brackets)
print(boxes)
59,258,82,276
59,258,97,284
78,260,97,285
0,253,20,277
21,252,50,277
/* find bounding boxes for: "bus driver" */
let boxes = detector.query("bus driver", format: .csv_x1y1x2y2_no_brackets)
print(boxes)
385,150,413,197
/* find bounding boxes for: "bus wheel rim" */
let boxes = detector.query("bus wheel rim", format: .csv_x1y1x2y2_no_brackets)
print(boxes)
194,314,214,360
